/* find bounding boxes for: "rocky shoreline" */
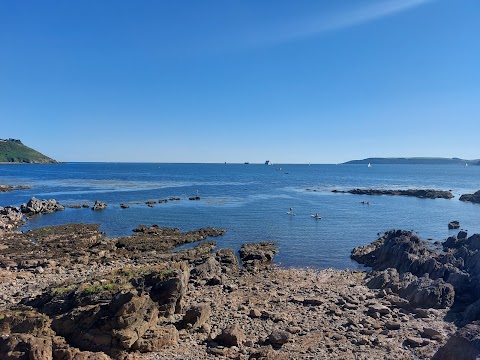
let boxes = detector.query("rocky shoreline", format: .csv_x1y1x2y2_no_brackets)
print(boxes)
1,195,480,359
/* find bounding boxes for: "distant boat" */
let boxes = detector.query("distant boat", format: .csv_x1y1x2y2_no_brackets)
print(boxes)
276,167,282,170
265,160,270,165
244,162,249,165
367,163,372,168
466,163,469,167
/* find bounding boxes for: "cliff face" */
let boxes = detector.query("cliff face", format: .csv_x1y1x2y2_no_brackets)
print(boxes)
0,139,57,163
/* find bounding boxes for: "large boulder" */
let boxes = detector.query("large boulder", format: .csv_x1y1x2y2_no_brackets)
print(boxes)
216,324,245,347
25,264,189,356
182,303,211,329
448,221,461,230
353,230,480,321
432,322,480,360
20,197,64,215
0,307,110,360
148,263,190,317
92,200,107,210
367,269,455,308
239,242,277,271
351,230,453,280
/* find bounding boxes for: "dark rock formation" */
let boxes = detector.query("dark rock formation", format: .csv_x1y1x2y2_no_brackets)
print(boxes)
353,230,480,315
20,197,64,215
117,225,225,254
92,200,107,210
24,264,187,357
269,330,291,347
189,196,201,201
0,307,110,359
239,242,277,271
332,188,454,199
448,221,460,229
432,322,480,360
366,269,454,308
120,203,129,209
460,190,480,204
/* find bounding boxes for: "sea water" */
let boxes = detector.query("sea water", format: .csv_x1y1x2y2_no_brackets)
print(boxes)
0,163,479,269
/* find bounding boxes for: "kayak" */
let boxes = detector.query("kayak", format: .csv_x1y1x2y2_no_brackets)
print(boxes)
311,215,322,219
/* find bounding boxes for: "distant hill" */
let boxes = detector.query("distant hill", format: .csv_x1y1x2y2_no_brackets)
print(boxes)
343,157,479,165
0,139,57,163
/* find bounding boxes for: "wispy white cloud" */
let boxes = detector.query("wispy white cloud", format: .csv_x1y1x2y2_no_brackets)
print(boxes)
250,0,435,46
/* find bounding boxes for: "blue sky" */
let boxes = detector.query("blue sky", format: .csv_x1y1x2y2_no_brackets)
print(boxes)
1,0,479,163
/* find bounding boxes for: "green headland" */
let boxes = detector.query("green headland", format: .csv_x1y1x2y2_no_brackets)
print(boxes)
0,139,57,164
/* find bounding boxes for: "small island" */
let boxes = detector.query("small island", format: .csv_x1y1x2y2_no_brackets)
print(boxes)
459,190,480,204
0,138,57,164
331,188,454,199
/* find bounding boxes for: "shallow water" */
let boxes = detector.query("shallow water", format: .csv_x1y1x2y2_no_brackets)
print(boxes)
1,162,479,269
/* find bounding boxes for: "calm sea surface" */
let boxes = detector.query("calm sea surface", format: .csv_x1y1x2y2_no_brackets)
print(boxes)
1,163,479,269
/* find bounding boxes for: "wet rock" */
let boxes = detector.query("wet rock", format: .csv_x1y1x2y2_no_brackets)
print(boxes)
188,196,201,201
118,226,225,253
92,200,107,210
120,204,129,209
448,221,460,230
459,190,480,204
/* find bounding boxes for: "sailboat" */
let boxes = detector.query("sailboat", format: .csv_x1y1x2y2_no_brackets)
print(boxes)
367,163,372,168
